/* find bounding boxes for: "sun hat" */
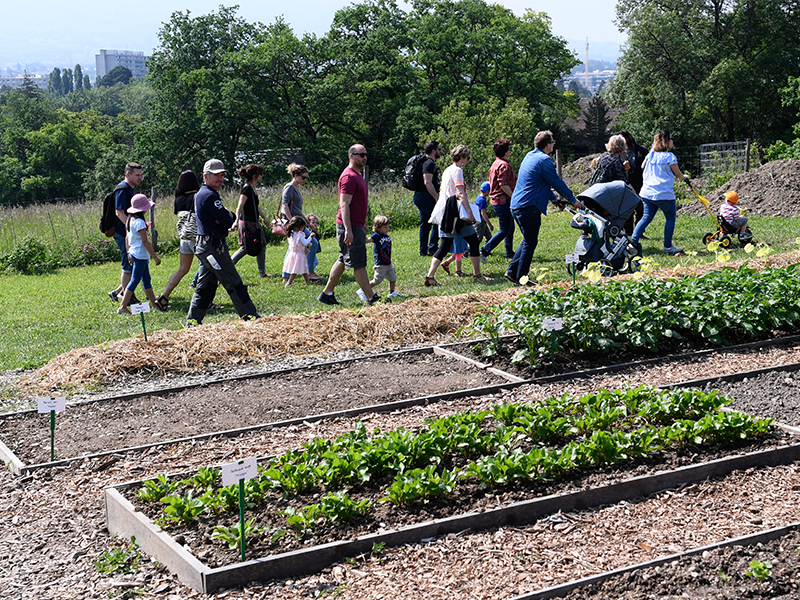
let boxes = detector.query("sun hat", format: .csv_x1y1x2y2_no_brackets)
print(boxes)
724,191,739,204
127,193,154,213
203,158,227,174
480,181,490,193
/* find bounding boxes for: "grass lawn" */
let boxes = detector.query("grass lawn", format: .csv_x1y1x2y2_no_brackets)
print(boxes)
1,208,799,372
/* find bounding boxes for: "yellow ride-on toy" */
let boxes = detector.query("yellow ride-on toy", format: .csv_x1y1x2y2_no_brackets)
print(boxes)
685,180,753,247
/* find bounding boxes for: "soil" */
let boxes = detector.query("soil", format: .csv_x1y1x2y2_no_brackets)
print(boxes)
563,529,800,599
130,433,790,570
0,352,503,465
561,153,602,193
704,369,800,427
680,159,800,217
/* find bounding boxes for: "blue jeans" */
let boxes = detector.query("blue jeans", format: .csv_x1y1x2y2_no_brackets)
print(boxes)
507,205,542,282
127,257,151,292
413,191,439,255
481,202,515,258
114,231,132,274
632,197,677,248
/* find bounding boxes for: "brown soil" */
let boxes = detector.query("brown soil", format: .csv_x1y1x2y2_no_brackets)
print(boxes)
561,153,602,193
0,352,503,465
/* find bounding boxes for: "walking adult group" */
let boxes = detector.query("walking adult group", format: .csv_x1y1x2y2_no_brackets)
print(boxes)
106,128,688,325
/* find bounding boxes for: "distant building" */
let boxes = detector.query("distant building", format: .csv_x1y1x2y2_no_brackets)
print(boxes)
561,70,616,95
95,49,148,80
0,74,48,90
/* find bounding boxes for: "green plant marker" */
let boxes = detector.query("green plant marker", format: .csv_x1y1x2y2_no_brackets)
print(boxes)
130,302,150,342
221,457,258,562
542,317,563,373
37,396,65,462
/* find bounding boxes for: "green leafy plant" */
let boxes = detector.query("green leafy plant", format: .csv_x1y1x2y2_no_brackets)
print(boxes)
160,490,206,525
94,535,141,576
381,465,459,505
211,519,264,550
283,492,372,536
136,474,178,503
744,559,772,582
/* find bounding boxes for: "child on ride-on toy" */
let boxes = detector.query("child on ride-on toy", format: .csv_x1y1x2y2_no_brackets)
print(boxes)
719,191,749,234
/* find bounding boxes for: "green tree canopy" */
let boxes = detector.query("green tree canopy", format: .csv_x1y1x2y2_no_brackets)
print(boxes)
99,66,133,87
610,0,800,147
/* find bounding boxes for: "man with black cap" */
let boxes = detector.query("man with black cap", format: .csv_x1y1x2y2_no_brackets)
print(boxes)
187,159,260,326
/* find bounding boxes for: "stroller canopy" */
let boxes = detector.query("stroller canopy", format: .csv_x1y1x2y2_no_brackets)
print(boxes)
577,181,641,229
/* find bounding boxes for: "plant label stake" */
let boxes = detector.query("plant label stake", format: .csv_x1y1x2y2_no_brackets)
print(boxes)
565,254,578,284
37,396,66,461
221,457,258,562
130,301,151,341
542,317,563,372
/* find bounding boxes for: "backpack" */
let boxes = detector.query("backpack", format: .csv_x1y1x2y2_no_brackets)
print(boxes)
589,162,609,186
401,154,428,192
99,182,129,237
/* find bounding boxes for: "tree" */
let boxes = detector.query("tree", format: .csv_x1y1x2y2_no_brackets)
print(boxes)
47,68,62,96
75,64,83,90
98,66,132,87
610,0,800,147
582,95,612,153
62,68,73,94
83,75,91,90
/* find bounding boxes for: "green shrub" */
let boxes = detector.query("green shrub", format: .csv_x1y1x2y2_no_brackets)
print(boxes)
0,235,57,274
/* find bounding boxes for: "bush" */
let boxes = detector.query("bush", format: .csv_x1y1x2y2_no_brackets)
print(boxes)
0,235,57,275
80,238,119,265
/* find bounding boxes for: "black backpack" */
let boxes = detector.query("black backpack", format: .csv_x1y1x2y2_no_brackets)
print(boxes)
99,182,129,237
401,154,428,192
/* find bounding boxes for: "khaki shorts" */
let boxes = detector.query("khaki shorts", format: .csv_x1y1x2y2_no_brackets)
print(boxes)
372,263,396,285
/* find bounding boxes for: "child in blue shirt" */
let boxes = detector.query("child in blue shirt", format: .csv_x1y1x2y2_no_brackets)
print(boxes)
474,181,494,243
358,215,404,302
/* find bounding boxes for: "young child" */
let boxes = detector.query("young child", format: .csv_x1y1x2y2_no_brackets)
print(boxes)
359,215,403,302
474,181,494,243
118,194,163,315
305,213,323,282
283,216,313,287
719,191,749,233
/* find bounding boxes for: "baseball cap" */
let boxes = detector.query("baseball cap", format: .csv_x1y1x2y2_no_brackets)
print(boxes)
203,159,227,174
724,191,739,204
480,181,490,193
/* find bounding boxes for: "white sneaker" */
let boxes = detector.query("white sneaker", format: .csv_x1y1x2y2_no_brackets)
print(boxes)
356,289,368,302
387,291,404,299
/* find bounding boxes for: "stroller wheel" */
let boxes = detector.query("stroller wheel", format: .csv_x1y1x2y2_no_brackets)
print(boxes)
567,261,586,276
625,256,640,274
598,259,615,277
701,232,714,245
720,236,732,248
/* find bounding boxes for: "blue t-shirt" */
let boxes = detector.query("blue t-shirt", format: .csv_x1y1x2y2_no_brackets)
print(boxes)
370,232,392,266
114,181,135,236
474,194,488,221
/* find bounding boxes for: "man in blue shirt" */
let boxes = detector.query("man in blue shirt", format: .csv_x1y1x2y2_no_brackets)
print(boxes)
506,131,584,284
187,159,260,326
108,162,142,303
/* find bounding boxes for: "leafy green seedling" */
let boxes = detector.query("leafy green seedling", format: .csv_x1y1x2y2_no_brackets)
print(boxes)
136,474,177,503
211,518,264,550
718,571,731,586
744,559,772,582
94,535,141,576
160,490,206,525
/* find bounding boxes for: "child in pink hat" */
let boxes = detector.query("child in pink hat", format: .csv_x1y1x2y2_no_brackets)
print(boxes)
118,194,164,314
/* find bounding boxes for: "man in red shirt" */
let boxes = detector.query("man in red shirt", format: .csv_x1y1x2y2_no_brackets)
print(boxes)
318,144,378,306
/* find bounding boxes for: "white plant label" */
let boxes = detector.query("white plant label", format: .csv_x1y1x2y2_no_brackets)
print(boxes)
38,396,66,413
565,253,578,264
221,457,258,487
130,302,151,315
542,317,564,331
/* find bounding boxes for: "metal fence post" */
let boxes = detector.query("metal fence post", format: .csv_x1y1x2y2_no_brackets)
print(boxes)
745,139,751,172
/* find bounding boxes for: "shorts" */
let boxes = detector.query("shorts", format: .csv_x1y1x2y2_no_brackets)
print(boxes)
372,263,396,285
336,224,367,269
727,216,748,229
180,238,196,254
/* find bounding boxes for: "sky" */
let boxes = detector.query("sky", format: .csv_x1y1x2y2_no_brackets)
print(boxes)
2,0,626,74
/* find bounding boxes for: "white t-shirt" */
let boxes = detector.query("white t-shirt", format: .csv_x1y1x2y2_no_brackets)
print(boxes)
640,151,678,200
127,217,150,260
438,164,465,203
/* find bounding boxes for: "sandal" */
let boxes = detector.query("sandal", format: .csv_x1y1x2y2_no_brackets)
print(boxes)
441,262,451,276
456,271,470,277
154,295,169,312
423,276,441,287
473,274,491,283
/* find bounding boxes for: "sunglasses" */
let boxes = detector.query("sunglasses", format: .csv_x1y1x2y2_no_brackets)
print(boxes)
353,153,368,158
300,175,308,180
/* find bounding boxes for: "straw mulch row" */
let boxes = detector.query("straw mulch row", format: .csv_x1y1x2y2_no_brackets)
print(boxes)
21,251,800,395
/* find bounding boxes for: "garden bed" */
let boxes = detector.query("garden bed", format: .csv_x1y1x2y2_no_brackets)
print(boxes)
0,350,505,466
106,386,796,592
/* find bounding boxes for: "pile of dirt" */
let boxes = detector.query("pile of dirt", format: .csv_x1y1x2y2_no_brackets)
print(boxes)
680,159,800,217
561,153,601,192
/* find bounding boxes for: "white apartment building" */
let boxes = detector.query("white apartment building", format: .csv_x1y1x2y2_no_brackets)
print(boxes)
96,49,148,80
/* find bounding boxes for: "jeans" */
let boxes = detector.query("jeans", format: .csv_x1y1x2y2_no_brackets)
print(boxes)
507,205,542,282
231,245,266,274
127,257,151,292
413,191,439,255
632,197,677,248
188,237,259,325
481,202,515,258
114,231,132,274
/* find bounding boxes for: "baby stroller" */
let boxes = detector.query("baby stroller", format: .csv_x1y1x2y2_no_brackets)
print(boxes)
567,181,642,277
685,180,753,247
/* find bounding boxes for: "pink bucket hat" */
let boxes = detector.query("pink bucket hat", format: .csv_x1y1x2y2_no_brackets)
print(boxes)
127,194,154,213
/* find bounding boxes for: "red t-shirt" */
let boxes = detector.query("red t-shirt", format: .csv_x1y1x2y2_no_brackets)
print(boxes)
336,166,369,229
489,158,516,205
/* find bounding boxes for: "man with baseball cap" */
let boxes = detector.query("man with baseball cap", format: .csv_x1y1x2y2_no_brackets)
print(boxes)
187,158,260,325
